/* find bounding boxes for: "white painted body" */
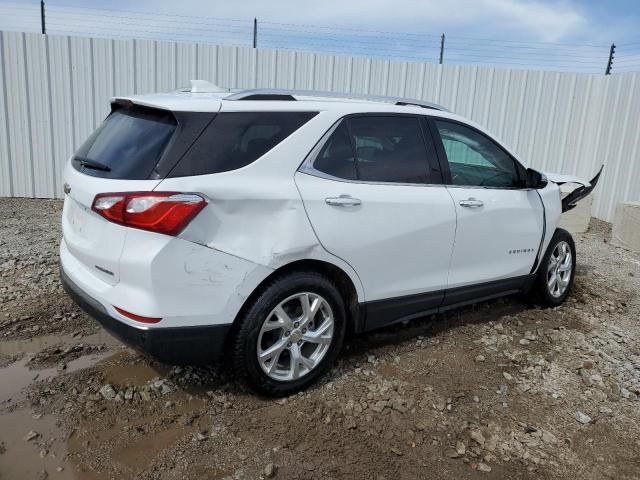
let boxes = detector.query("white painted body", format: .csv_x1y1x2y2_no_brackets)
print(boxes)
60,88,588,334
445,187,544,288
295,173,456,300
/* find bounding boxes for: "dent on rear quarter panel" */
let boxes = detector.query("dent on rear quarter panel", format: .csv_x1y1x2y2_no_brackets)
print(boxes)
173,176,365,302
181,186,323,266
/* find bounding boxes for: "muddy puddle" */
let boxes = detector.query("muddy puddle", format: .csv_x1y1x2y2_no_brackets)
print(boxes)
67,393,206,476
0,330,119,357
100,350,171,386
0,329,124,478
0,408,79,480
0,353,112,405
0,330,208,480
0,330,121,405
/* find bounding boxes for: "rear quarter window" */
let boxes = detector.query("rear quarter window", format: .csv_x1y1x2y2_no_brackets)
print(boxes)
72,105,176,179
169,111,318,177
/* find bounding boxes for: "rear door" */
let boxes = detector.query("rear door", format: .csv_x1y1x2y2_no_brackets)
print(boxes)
296,114,457,328
61,104,177,285
428,118,544,299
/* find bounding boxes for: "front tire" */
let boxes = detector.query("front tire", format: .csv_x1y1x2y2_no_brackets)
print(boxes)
529,228,576,307
230,271,347,396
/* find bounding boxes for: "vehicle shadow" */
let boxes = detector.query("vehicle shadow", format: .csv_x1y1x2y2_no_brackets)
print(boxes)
341,295,529,362
167,294,531,398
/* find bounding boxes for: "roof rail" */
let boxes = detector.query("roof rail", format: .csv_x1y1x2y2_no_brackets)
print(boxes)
225,89,449,112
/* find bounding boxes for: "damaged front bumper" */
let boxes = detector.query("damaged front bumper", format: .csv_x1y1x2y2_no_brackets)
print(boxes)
544,165,604,212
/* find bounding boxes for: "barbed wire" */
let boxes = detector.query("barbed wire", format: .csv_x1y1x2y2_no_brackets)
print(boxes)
0,0,638,74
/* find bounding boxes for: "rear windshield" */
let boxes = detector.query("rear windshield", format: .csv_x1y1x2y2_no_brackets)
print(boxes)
72,105,176,179
168,111,317,177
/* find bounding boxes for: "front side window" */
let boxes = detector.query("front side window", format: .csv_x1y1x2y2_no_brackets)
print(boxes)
312,115,432,184
170,111,317,177
435,120,521,188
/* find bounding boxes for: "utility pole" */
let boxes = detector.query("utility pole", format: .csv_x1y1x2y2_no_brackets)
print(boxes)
439,33,445,64
605,43,615,75
40,0,46,35
253,18,257,48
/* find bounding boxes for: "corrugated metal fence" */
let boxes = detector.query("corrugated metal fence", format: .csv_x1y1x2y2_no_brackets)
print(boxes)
0,30,639,221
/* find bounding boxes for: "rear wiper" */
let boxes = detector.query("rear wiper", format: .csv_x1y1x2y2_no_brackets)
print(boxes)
74,156,111,172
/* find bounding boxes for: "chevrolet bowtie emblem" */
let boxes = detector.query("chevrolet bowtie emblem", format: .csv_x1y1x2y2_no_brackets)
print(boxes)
63,183,71,194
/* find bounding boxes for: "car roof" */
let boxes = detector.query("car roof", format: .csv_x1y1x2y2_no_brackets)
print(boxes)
111,80,462,119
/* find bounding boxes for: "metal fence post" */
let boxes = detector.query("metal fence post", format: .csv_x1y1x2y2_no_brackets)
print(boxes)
439,33,445,64
40,0,46,34
253,18,257,48
605,43,615,75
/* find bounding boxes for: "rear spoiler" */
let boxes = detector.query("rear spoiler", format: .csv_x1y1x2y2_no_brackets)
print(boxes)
548,165,604,213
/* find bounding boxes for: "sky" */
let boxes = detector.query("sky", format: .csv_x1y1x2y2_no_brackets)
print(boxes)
1,0,639,73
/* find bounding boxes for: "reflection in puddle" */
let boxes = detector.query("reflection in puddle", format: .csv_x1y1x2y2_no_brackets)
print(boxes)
0,351,114,405
0,328,122,404
0,330,119,356
100,350,170,386
0,408,86,480
66,391,206,476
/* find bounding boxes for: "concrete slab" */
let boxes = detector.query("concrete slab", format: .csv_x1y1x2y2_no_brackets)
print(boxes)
558,185,593,234
612,202,640,253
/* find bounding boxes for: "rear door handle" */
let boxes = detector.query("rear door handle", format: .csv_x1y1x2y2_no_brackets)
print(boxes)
459,198,484,208
325,195,362,207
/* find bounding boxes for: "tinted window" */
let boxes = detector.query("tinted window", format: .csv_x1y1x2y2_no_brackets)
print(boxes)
435,120,521,188
313,122,357,180
312,116,432,184
170,112,317,177
349,116,430,184
73,106,176,179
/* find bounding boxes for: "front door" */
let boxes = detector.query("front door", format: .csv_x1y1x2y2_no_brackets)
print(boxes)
429,118,544,301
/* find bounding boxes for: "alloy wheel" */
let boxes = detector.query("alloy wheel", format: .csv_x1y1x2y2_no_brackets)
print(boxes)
547,240,573,298
257,292,334,381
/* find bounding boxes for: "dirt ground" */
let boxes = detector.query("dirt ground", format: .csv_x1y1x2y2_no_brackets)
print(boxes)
1,197,639,480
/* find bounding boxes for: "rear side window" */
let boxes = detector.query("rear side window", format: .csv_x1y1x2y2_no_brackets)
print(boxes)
349,116,430,184
169,112,317,177
313,122,357,180
73,106,176,179
312,115,432,184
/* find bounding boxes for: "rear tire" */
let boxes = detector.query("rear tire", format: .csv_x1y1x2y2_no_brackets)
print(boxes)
529,228,576,307
230,271,346,396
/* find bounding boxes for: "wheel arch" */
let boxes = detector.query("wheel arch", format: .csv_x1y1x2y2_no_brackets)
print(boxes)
227,259,363,348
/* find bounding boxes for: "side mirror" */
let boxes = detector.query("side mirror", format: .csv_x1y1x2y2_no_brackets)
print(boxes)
525,168,548,189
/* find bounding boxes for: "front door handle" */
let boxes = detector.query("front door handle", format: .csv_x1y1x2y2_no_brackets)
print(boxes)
325,195,362,207
459,198,484,208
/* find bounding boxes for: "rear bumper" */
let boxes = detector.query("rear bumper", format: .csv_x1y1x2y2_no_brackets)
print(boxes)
61,266,230,364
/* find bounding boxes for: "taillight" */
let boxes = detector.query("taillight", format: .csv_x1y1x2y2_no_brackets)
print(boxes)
92,192,206,236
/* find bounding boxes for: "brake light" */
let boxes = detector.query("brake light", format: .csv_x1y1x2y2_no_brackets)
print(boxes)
92,192,206,236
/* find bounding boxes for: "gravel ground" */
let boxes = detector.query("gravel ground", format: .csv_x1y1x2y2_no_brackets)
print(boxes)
1,198,639,480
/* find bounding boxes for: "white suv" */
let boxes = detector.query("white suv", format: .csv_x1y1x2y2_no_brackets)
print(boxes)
60,81,601,395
